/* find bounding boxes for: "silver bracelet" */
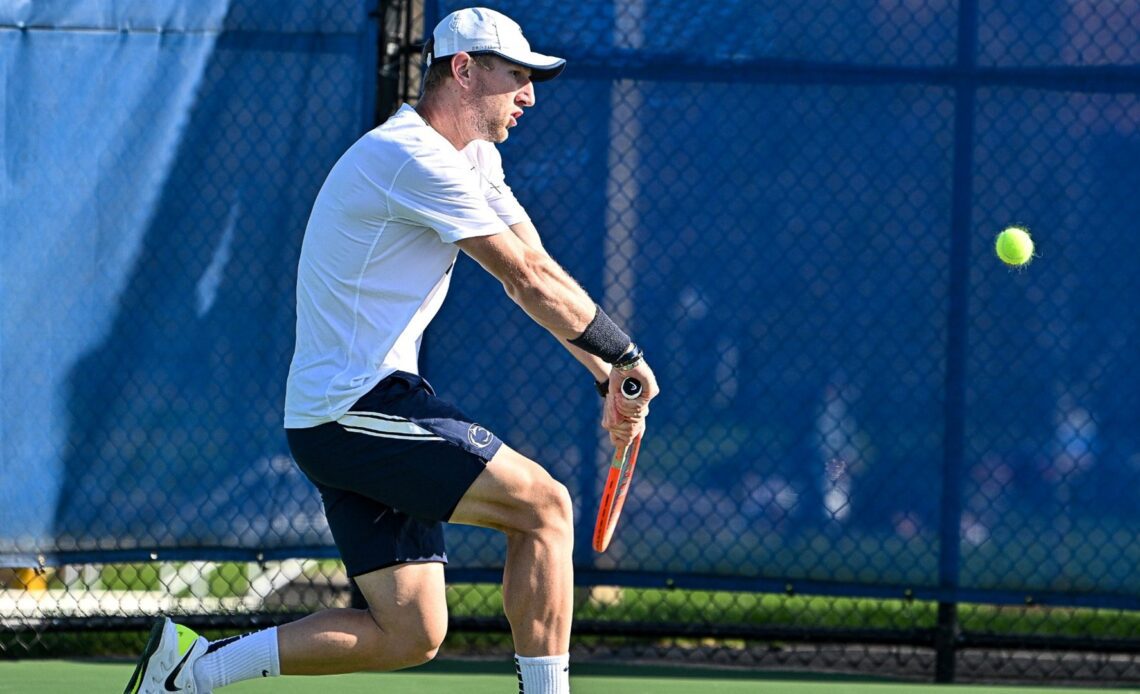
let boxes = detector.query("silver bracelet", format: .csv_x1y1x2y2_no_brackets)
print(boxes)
613,343,643,372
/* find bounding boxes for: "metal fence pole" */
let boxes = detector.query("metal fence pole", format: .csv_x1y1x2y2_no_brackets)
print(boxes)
936,0,979,683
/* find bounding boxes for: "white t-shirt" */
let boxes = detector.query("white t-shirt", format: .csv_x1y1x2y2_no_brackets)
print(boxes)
284,104,529,428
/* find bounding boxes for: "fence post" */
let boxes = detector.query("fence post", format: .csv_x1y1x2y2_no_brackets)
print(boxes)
936,0,978,683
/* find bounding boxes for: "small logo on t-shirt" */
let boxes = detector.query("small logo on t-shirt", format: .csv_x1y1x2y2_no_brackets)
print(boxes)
467,424,494,448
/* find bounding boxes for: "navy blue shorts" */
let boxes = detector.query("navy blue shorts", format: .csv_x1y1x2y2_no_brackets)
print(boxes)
286,371,503,577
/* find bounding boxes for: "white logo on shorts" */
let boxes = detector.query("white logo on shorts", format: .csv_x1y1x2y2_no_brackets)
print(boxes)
467,424,493,449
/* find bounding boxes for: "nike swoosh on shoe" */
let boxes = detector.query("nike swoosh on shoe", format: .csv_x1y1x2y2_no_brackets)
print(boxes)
164,646,197,692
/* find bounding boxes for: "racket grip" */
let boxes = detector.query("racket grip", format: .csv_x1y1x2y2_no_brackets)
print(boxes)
620,377,642,400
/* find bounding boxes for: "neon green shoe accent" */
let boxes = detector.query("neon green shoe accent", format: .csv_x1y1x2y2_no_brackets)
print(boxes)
175,624,202,655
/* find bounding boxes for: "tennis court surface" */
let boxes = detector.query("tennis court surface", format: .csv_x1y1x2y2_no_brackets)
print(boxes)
0,659,1135,693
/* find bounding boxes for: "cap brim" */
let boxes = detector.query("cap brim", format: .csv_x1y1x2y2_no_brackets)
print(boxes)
488,50,566,81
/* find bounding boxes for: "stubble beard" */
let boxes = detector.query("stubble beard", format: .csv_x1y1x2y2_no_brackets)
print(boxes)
477,107,509,143
465,90,509,143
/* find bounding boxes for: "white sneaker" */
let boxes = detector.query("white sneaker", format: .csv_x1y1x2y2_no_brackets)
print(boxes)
123,617,209,693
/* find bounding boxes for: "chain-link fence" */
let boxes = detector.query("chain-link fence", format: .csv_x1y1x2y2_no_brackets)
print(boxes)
4,0,1140,685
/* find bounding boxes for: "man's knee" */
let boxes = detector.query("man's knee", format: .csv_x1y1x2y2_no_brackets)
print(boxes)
392,623,446,668
354,562,448,671
364,606,447,670
451,447,575,538
546,478,574,530
519,472,574,537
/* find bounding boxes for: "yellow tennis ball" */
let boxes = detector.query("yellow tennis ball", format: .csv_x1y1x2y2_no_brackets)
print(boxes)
995,226,1034,266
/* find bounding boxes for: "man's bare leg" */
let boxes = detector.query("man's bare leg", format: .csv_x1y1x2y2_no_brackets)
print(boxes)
186,561,447,691
277,561,448,674
449,444,574,692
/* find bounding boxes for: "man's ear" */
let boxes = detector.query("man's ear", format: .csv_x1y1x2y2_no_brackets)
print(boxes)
451,52,473,85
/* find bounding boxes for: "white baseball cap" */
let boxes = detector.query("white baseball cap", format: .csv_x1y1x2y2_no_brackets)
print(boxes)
427,7,566,82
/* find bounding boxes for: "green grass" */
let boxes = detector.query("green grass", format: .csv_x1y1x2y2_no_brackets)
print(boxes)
38,561,1140,647
451,584,1140,641
0,659,1135,694
18,562,1137,670
98,564,164,592
93,562,250,598
74,563,1140,642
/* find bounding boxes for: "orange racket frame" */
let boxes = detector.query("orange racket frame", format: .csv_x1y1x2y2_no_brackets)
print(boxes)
593,433,642,552
593,377,644,553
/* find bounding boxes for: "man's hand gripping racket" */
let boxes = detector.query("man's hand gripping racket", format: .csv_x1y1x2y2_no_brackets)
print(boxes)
593,376,645,553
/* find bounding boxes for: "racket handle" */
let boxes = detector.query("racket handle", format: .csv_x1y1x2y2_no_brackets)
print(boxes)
620,377,642,400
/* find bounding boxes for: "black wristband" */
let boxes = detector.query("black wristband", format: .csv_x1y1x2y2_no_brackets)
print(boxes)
594,379,609,398
568,304,631,364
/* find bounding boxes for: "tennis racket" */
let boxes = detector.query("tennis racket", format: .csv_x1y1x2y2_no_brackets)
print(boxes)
593,377,644,553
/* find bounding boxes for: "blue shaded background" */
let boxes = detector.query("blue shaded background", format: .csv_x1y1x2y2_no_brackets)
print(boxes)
3,0,1140,607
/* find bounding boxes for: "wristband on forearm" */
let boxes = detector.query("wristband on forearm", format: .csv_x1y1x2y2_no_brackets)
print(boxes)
568,304,631,364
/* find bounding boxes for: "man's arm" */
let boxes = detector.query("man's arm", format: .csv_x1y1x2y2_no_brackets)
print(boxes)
456,229,596,340
456,224,661,448
502,220,610,383
505,218,545,251
455,227,659,425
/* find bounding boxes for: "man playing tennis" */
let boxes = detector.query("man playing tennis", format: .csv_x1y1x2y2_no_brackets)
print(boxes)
125,7,658,694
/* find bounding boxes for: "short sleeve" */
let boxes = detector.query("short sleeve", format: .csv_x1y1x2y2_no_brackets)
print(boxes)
464,141,530,227
388,147,508,244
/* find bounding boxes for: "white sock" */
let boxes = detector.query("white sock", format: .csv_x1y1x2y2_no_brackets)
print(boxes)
515,653,570,694
194,626,281,690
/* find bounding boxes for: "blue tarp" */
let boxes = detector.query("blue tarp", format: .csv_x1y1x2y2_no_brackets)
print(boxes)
1,0,375,562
